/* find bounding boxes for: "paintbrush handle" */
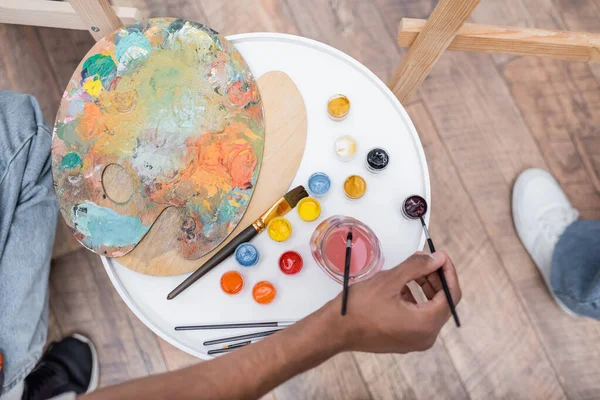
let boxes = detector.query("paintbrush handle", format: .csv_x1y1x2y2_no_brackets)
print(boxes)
427,235,461,327
437,268,461,327
341,243,352,316
203,329,282,346
420,217,460,327
167,225,258,300
207,340,252,355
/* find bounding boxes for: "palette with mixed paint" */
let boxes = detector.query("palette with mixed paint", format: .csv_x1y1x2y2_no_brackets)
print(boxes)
52,18,265,259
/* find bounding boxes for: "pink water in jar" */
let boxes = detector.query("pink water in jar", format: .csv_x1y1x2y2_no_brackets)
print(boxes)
310,215,384,284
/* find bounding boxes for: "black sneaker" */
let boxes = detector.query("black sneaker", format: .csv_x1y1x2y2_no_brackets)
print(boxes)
22,334,99,400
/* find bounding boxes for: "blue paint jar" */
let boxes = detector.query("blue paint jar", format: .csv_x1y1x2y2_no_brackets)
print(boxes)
308,172,331,197
235,243,260,267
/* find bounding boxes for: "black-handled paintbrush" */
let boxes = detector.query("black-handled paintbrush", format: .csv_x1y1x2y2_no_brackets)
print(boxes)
203,328,283,346
341,227,353,316
167,186,309,300
419,216,460,327
175,321,296,331
207,340,253,355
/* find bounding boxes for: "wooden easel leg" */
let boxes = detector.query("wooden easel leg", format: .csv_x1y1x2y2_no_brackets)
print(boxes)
68,0,124,40
389,0,480,104
0,0,139,34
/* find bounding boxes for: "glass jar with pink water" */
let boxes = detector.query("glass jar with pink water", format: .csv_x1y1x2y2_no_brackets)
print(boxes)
310,215,384,284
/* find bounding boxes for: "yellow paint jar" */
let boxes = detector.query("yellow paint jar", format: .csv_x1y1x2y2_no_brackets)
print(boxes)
297,198,321,222
267,217,293,242
327,94,350,120
343,175,367,199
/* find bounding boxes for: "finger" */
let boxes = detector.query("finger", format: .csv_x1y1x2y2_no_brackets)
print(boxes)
414,276,436,299
421,253,462,321
392,251,448,286
437,251,461,304
425,269,442,292
400,285,417,303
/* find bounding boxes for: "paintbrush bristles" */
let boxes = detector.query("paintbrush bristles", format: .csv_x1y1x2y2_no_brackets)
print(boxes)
283,185,309,208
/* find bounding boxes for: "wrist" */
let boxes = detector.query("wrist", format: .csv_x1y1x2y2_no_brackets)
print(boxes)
319,296,363,353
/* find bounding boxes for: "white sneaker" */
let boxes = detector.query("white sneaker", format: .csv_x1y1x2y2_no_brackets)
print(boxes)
512,168,579,316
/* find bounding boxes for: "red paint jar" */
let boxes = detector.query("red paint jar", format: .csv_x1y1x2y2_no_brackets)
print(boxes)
279,251,303,275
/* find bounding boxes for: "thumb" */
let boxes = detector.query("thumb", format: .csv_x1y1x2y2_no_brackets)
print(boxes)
394,251,447,285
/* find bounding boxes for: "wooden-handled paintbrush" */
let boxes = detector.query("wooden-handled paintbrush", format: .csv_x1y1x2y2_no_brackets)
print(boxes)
167,185,309,300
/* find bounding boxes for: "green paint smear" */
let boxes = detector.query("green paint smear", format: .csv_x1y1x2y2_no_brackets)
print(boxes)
81,54,116,88
61,152,82,169
55,120,91,153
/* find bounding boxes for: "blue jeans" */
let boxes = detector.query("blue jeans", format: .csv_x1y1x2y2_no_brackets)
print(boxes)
0,91,57,395
552,220,600,318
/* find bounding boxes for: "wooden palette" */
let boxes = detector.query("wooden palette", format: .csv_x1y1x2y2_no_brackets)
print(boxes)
51,18,265,259
117,71,307,275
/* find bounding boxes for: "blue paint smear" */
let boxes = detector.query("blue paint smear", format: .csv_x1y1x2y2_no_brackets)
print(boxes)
235,243,259,267
71,201,150,248
308,172,331,196
115,31,151,63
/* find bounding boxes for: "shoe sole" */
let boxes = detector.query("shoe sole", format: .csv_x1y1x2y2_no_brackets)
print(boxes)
72,333,100,393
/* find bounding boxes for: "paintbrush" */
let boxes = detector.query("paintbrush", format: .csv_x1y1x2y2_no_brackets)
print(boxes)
203,328,283,346
207,340,253,355
419,215,461,327
167,186,309,300
341,227,353,316
175,321,296,331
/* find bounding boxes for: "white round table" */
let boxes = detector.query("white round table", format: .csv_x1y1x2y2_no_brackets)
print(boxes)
102,33,430,359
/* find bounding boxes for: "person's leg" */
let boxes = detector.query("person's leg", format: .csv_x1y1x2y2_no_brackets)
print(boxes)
0,91,58,397
512,168,583,317
550,220,600,318
0,91,99,400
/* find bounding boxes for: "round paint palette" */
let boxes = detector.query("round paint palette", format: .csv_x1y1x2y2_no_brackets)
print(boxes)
103,33,429,359
52,18,265,258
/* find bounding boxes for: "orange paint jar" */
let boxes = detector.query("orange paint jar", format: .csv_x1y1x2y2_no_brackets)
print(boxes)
252,281,276,304
220,271,244,295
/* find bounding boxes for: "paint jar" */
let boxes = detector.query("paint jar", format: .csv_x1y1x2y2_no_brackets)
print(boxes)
365,148,389,173
253,281,276,304
307,172,331,197
333,135,357,162
343,175,367,199
279,251,303,275
235,243,259,267
220,271,244,295
297,198,321,222
267,217,292,242
401,194,428,219
310,215,384,284
327,94,351,121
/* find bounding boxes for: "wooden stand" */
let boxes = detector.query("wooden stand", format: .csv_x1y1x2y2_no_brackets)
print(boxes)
0,0,133,39
388,0,600,193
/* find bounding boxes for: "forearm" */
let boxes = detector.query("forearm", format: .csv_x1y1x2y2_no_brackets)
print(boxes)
83,300,346,400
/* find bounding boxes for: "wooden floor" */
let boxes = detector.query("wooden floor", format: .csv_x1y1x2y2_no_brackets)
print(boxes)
3,0,600,398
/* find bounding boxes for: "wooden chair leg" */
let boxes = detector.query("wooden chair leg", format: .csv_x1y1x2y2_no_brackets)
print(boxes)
389,0,480,104
68,0,124,40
